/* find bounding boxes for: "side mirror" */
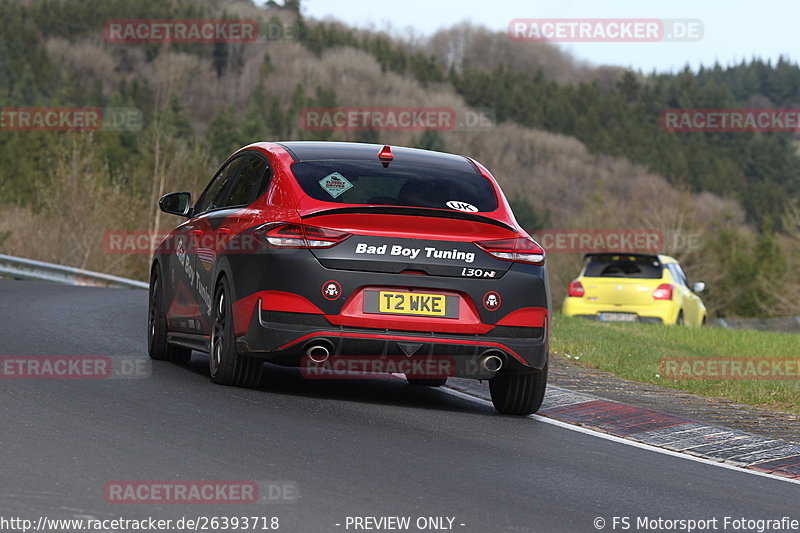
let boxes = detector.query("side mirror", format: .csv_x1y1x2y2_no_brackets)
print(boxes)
159,192,192,217
692,281,705,293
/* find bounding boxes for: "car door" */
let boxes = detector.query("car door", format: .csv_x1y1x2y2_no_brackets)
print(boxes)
675,262,705,325
669,263,701,325
178,155,249,333
193,152,270,334
162,203,202,334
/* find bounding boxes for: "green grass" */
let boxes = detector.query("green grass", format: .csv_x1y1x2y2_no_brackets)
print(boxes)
551,314,800,414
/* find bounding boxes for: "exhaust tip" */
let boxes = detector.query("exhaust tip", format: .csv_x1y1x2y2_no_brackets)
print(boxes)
481,353,504,373
306,343,330,363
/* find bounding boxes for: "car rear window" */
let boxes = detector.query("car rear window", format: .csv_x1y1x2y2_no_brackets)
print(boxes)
583,256,663,279
290,160,498,212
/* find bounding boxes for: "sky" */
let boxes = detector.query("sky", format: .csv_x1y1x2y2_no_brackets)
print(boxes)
302,0,797,73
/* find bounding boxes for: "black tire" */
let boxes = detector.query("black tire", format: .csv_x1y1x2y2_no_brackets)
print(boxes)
676,311,685,326
148,267,192,364
209,277,261,387
489,361,548,415
406,377,447,387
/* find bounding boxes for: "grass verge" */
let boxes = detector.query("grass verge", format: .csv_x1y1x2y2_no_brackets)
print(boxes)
551,314,800,415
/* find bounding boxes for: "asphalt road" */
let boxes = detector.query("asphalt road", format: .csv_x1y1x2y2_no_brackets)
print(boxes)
0,280,797,533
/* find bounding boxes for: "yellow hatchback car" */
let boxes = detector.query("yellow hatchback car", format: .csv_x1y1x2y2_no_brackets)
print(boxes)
562,253,707,326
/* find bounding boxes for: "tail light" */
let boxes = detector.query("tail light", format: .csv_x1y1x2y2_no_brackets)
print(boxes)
475,237,545,265
255,223,351,248
568,280,585,297
653,284,673,300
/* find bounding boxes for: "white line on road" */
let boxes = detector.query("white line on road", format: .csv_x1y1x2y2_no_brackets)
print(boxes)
440,387,800,486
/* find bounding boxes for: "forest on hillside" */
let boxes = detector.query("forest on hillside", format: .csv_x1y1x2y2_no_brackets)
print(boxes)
0,0,798,317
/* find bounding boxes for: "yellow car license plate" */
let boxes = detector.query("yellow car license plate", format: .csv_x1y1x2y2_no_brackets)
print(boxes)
377,291,447,316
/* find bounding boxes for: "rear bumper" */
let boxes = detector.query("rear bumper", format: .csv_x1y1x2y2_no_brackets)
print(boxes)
569,314,663,324
235,306,547,376
224,246,550,376
562,297,676,324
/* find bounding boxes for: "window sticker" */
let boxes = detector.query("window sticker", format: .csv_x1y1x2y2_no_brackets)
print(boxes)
446,200,478,212
318,172,353,198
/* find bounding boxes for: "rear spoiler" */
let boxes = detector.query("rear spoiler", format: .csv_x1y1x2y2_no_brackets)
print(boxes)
583,253,661,265
301,206,517,232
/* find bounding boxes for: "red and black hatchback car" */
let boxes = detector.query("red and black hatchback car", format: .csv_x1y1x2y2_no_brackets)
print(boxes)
148,141,550,414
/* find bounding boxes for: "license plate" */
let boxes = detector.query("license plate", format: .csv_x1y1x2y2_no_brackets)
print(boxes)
599,312,637,322
377,291,447,317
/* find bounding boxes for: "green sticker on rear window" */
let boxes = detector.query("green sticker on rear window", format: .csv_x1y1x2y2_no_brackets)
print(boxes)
318,172,353,198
